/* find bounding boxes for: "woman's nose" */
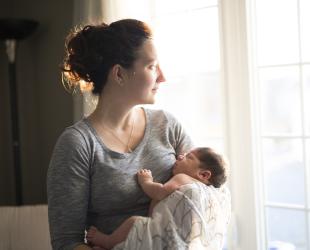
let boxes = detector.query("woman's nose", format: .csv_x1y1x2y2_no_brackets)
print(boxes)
156,65,166,83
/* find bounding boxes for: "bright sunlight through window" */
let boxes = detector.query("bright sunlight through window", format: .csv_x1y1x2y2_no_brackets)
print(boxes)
150,0,224,153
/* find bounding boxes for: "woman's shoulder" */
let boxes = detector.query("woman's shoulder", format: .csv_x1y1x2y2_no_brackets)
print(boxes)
55,118,93,148
144,108,180,125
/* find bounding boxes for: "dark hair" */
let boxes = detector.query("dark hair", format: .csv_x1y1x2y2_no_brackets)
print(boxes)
61,19,153,95
195,147,228,188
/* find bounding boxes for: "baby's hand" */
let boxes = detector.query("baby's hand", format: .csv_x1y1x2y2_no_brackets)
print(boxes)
137,169,153,185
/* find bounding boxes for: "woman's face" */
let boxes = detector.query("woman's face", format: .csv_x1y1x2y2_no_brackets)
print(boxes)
123,39,166,105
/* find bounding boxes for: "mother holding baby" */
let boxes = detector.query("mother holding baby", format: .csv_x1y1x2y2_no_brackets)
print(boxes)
47,19,230,250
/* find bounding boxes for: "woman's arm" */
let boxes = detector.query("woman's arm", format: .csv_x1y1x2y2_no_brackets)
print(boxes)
164,111,194,155
137,169,193,200
47,128,91,250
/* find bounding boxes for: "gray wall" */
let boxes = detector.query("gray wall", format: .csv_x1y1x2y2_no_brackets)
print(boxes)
0,0,75,205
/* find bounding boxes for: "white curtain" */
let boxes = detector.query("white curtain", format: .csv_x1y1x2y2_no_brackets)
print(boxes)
73,0,104,24
72,0,104,121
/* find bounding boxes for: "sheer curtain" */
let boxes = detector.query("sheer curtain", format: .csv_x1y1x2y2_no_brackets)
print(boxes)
73,0,104,25
72,0,104,121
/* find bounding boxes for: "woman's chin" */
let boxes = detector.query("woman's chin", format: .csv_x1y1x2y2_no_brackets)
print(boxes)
140,97,156,105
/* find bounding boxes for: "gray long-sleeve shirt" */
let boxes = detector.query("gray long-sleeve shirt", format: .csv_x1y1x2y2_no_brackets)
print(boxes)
47,108,193,250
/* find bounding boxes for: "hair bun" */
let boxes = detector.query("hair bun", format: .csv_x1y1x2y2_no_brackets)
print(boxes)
61,19,152,95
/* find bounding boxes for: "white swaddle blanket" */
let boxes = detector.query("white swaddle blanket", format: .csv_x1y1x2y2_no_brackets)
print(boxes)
113,182,231,250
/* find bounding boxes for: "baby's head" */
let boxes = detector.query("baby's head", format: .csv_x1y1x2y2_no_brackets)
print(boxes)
173,147,228,188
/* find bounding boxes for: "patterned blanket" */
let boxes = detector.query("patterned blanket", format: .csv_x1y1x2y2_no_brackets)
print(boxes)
113,182,231,250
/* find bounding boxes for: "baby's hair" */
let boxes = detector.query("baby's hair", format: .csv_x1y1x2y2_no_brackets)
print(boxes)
195,147,228,188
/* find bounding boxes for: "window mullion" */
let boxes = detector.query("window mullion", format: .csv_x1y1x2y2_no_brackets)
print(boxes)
298,0,310,246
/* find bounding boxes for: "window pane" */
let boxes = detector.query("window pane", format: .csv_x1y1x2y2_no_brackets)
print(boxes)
152,6,223,149
154,7,220,77
187,8,220,72
153,12,186,76
259,67,302,135
154,73,223,144
114,0,153,21
199,137,224,153
266,207,307,250
256,0,299,65
302,65,310,135
300,0,310,62
154,0,217,16
262,139,305,205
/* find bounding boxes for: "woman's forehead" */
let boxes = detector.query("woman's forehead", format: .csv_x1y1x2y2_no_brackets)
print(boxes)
136,39,158,62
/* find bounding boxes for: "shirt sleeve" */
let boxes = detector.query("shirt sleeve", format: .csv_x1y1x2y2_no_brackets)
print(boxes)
164,111,194,155
47,128,91,250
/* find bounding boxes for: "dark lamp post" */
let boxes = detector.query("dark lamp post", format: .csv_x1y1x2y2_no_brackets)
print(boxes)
0,18,38,205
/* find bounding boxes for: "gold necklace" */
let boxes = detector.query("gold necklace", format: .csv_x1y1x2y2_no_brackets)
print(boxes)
100,111,136,153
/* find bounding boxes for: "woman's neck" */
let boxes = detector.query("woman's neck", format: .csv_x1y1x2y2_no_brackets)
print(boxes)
89,94,136,131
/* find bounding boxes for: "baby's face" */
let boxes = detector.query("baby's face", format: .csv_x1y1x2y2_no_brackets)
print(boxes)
173,149,202,177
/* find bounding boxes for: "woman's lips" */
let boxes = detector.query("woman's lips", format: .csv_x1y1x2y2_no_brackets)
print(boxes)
152,85,159,91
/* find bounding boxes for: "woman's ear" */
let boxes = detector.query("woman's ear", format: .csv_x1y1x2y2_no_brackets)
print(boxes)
111,64,124,85
198,169,212,183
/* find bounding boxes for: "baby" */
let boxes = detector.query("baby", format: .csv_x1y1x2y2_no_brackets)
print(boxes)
87,147,228,249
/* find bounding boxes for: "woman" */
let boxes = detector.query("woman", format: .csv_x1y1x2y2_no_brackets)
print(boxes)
47,19,193,250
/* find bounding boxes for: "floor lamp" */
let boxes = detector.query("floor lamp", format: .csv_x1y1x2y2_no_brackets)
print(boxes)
0,18,38,205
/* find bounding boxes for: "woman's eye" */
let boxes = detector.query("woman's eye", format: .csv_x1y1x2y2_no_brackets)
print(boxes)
149,65,156,70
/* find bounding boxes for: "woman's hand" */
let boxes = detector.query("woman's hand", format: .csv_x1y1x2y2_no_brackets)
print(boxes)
137,169,153,185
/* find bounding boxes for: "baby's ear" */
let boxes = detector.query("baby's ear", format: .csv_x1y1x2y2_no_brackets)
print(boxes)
198,170,212,182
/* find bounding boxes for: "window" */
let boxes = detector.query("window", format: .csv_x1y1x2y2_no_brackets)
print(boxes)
151,0,225,153
251,0,310,249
